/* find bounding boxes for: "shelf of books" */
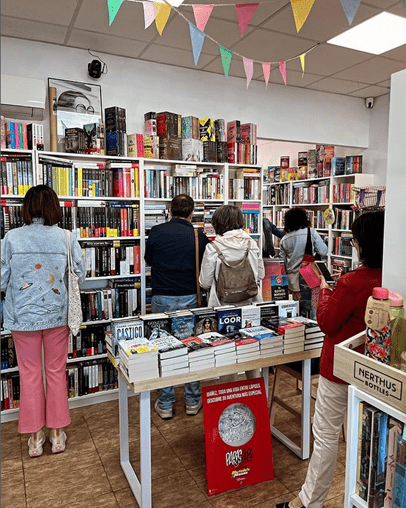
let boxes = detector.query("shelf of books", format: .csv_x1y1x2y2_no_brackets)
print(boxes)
262,149,376,273
344,385,406,508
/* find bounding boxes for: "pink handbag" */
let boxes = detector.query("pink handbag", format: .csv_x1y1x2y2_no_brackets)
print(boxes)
299,263,321,289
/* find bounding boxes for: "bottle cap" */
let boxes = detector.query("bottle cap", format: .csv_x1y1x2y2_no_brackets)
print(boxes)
389,291,403,307
372,287,389,300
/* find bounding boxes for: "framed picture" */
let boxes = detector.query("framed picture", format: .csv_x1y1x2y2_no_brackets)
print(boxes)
48,78,102,151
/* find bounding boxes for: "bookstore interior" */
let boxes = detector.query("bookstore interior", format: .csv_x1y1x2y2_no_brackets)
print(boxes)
1,1,406,508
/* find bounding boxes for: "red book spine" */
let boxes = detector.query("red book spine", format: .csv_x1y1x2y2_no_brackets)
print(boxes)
133,245,141,274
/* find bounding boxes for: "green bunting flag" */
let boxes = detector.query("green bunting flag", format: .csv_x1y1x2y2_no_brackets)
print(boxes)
108,0,125,25
219,46,232,80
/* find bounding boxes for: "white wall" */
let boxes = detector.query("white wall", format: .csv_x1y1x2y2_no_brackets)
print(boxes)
1,36,373,151
364,94,390,185
382,69,406,297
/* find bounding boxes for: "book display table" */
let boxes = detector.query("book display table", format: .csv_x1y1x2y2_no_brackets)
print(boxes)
117,349,321,508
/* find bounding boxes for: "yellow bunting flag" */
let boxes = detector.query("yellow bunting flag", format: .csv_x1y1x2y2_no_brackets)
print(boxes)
290,0,315,32
299,53,305,77
154,2,172,36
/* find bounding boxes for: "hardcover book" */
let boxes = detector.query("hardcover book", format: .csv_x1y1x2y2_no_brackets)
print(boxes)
271,275,289,301
193,308,219,335
169,310,196,340
240,305,261,329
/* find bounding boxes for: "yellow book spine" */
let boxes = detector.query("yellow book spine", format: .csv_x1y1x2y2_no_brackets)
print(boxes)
78,167,83,197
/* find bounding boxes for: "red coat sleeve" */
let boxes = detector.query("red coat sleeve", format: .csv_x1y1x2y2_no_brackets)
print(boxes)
317,276,359,336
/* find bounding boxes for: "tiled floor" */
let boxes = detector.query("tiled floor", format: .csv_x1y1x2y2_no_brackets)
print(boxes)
1,371,346,508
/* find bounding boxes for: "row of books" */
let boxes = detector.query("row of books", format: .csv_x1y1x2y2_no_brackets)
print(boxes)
1,373,20,411
1,117,44,150
66,359,118,398
1,155,34,195
332,233,353,257
356,402,405,508
68,323,107,359
334,208,355,230
292,180,330,205
0,335,16,370
263,183,290,206
81,281,140,322
76,202,140,238
81,241,141,278
332,183,355,203
229,173,261,200
263,149,362,184
38,161,140,198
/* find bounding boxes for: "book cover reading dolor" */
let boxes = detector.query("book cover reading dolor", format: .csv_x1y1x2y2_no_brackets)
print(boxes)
203,377,274,496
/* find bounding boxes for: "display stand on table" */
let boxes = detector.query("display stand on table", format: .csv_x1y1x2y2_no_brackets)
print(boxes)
117,349,321,508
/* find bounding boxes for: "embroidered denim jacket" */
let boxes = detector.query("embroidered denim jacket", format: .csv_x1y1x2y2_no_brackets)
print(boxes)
1,220,86,331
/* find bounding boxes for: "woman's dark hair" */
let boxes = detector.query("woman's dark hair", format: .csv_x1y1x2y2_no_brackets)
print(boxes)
22,185,61,226
351,210,385,269
170,194,194,219
283,207,309,233
212,205,244,236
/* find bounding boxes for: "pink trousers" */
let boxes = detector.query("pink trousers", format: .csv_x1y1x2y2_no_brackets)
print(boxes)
12,326,71,434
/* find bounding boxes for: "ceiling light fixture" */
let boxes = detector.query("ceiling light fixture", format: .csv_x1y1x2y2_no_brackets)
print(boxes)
327,12,406,55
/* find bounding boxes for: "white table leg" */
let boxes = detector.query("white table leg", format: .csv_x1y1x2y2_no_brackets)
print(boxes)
262,367,269,401
301,358,311,460
140,390,152,508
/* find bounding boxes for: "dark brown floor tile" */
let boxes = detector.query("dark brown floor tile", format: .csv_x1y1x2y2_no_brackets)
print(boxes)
247,494,297,508
69,492,119,508
25,462,111,508
2,433,23,460
24,449,103,483
188,464,207,484
152,481,211,508
151,470,196,495
324,492,345,508
114,488,140,508
1,477,26,508
1,456,24,473
209,479,289,508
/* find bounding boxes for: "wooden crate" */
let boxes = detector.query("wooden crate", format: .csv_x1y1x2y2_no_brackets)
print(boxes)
334,331,406,413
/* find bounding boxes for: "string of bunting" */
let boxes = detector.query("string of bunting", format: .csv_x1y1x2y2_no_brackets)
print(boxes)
106,0,396,87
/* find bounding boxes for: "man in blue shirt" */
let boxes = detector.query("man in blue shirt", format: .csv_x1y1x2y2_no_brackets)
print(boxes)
145,194,209,419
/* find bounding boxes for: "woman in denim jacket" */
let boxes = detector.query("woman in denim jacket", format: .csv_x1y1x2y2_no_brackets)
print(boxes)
279,208,328,316
1,186,85,457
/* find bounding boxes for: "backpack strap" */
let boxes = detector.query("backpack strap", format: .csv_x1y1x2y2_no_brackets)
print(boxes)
212,241,251,267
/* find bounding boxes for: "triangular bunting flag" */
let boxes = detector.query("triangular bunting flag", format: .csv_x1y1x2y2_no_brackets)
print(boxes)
189,23,206,66
192,4,214,32
262,62,271,88
219,46,232,80
299,53,305,77
154,2,172,36
279,61,287,86
235,3,259,37
243,57,253,88
290,0,315,32
403,0,406,11
143,1,155,29
339,0,361,25
108,0,124,26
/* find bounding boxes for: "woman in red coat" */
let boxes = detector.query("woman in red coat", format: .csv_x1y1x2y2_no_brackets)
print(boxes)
277,209,385,508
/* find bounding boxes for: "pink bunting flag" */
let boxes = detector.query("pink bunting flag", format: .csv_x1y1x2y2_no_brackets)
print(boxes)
262,62,271,88
243,57,253,88
235,3,259,37
192,4,214,32
143,1,155,29
279,60,287,86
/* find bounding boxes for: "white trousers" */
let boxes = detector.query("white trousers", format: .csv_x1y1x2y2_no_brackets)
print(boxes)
299,376,348,508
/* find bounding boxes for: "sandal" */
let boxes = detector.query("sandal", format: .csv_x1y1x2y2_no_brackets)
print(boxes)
49,429,67,454
28,430,46,458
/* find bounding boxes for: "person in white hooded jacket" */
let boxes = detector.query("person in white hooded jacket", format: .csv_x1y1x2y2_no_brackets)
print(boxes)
199,205,265,380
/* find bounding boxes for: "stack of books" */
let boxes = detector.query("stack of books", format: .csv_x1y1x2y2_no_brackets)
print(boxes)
198,332,236,367
118,338,159,382
105,318,144,367
180,336,215,372
285,316,325,351
234,336,260,363
240,325,283,358
278,319,305,354
149,335,189,377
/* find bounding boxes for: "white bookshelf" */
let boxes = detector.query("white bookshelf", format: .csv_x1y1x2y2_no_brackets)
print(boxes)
344,385,406,508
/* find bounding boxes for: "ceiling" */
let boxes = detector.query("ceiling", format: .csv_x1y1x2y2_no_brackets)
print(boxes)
2,0,406,98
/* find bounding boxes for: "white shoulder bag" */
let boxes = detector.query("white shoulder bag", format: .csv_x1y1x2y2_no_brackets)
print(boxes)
65,230,82,336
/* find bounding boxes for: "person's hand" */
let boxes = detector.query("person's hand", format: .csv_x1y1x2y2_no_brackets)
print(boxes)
292,291,301,301
319,275,334,290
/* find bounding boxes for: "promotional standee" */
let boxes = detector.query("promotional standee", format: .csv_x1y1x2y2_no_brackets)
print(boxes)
203,377,274,496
